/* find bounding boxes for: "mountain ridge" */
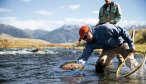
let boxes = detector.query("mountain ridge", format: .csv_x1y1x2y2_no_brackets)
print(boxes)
0,23,146,43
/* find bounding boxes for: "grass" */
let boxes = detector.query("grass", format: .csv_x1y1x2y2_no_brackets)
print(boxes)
73,44,146,54
1,37,145,52
135,44,146,52
0,37,74,48
0,29,146,52
0,38,49,48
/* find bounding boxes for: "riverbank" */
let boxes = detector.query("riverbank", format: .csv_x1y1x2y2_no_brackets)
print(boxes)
0,47,145,84
0,37,74,48
135,44,146,52
0,37,146,52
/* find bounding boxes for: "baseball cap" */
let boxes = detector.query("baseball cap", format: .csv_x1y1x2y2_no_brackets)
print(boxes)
79,25,89,41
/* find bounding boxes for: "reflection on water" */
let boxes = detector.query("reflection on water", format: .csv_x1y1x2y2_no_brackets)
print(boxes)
0,48,146,84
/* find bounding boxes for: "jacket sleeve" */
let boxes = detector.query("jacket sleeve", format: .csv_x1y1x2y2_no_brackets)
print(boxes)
78,43,95,65
118,27,134,48
111,3,122,24
99,6,104,24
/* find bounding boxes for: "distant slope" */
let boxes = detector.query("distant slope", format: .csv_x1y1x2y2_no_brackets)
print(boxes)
0,24,49,39
0,24,81,43
2,23,146,43
0,37,49,48
0,33,14,38
0,24,30,38
38,25,81,43
25,29,49,38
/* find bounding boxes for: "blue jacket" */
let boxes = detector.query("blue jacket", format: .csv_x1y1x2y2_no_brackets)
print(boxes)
78,24,134,62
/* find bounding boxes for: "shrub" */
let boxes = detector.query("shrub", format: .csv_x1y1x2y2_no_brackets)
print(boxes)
142,30,146,42
135,29,146,44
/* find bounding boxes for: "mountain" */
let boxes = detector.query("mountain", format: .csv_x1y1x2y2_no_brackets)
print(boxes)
0,24,30,38
24,29,49,38
0,24,81,43
0,24,49,39
38,24,81,43
1,23,146,43
124,25,146,30
0,33,14,38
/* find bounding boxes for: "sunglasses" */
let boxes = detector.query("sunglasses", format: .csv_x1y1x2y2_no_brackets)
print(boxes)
83,33,88,40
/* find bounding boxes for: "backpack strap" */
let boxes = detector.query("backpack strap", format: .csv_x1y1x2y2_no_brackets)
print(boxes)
109,2,114,13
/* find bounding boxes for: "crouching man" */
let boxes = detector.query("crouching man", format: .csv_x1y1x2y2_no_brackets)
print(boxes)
61,23,138,73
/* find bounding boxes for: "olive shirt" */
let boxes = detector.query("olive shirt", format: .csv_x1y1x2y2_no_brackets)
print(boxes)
99,2,122,24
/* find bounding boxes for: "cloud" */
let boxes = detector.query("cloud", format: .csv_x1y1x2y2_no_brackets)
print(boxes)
0,8,12,13
117,20,146,27
64,18,98,25
0,17,98,31
35,10,54,16
92,10,99,14
63,18,146,27
0,17,16,21
69,4,80,10
21,0,32,2
0,17,64,31
0,17,146,31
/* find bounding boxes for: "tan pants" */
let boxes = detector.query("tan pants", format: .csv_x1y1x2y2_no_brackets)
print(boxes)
116,54,124,64
96,43,138,69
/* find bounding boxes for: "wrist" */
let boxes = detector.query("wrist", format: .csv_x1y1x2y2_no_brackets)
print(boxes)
78,59,86,66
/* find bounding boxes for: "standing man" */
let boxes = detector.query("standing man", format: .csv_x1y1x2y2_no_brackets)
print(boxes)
61,23,138,73
95,0,123,63
96,0,122,26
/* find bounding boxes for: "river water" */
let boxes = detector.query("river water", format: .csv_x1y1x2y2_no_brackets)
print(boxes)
0,48,146,84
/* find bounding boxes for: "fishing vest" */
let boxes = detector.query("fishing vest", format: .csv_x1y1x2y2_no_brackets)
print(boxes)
99,2,119,24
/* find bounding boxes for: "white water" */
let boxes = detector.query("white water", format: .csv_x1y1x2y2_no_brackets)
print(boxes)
0,48,146,84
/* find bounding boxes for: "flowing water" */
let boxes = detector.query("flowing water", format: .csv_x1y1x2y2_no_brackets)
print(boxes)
0,48,146,84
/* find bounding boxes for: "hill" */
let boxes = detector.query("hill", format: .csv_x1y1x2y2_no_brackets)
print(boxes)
0,33,14,38
0,24,81,43
38,24,81,43
0,24,49,38
24,29,49,38
0,24,30,38
0,36,49,48
1,23,146,44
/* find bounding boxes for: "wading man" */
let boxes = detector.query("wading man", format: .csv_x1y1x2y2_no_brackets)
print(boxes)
96,0,123,64
61,23,138,73
96,0,122,26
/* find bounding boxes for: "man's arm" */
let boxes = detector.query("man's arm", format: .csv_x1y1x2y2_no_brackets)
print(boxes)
118,27,135,50
78,43,95,66
95,7,104,27
60,43,95,70
110,3,122,24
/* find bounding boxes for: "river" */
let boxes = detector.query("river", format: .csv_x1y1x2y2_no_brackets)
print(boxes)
0,48,146,84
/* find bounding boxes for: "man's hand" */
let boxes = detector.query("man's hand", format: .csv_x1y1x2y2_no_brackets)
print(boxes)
106,22,111,24
129,47,135,52
95,22,99,27
60,62,84,70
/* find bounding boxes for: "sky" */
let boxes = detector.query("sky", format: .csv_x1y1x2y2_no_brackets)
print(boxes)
0,0,146,31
